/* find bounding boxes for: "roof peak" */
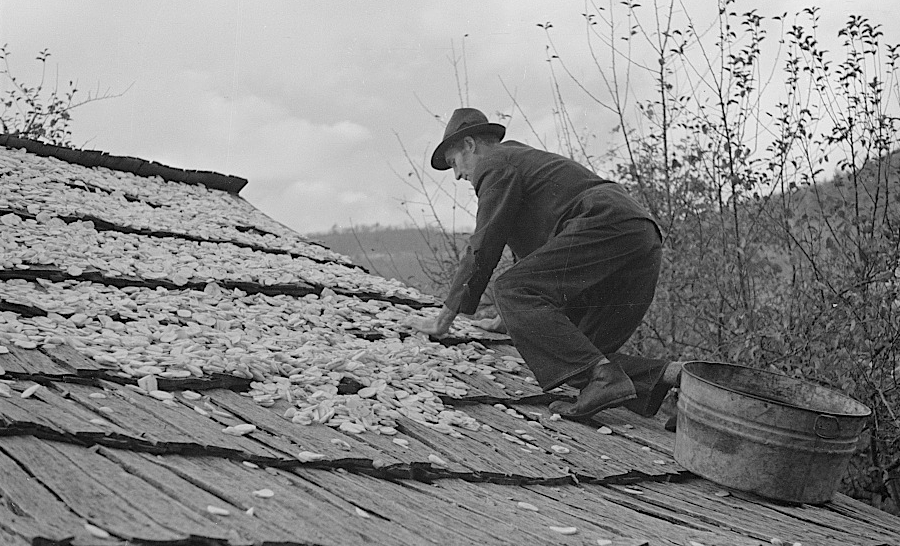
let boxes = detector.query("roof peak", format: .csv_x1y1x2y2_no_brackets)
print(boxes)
0,133,248,194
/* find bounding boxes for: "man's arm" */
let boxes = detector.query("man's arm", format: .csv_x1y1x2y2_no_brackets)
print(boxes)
443,161,522,315
407,157,521,335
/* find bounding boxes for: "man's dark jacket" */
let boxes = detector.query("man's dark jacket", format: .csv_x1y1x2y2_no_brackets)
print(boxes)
444,140,658,315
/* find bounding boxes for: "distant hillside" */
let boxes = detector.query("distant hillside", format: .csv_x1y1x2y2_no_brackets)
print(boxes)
310,151,900,301
794,150,900,222
757,149,900,271
308,226,470,297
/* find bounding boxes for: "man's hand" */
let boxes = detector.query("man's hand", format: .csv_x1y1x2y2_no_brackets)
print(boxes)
469,314,506,334
403,305,457,337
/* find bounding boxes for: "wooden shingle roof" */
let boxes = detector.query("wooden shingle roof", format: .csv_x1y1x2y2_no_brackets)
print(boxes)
0,138,898,545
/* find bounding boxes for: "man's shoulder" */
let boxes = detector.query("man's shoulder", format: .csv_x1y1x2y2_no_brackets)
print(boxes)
484,140,548,164
477,142,575,182
476,141,525,170
499,140,531,149
497,141,585,162
497,140,537,154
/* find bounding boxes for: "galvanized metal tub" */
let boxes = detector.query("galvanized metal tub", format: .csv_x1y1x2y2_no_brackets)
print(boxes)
674,361,871,504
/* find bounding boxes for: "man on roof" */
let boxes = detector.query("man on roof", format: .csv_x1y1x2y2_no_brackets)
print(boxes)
405,107,682,422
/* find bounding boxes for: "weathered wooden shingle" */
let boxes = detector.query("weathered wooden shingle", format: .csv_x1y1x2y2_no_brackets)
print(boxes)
1,141,898,546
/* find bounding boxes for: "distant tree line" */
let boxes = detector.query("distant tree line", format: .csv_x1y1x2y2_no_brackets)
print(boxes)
399,2,900,512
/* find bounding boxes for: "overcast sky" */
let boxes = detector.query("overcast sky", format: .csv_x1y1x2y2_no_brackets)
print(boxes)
1,1,897,235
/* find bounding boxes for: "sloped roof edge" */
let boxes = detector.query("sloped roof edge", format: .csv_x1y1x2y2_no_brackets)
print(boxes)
0,134,248,194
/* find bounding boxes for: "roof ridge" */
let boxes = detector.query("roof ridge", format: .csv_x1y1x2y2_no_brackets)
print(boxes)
0,134,248,194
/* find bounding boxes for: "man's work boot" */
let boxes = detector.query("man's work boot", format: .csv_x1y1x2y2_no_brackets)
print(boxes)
549,360,637,420
564,367,593,390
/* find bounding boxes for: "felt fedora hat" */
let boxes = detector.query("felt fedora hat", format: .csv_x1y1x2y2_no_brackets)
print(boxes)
430,108,506,170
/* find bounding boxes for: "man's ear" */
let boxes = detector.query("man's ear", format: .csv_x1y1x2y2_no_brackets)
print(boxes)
462,135,477,152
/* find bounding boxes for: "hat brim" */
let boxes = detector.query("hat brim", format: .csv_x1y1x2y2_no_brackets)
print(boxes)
430,122,506,171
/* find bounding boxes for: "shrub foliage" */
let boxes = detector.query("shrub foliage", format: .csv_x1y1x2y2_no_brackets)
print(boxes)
0,45,124,146
548,1,900,511
403,1,900,511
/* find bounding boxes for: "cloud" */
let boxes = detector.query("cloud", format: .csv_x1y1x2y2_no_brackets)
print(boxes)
250,177,399,234
85,65,387,235
338,190,370,205
10,0,900,235
134,69,371,183
223,106,373,182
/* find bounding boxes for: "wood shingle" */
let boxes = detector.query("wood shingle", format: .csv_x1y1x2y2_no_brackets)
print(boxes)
0,137,897,545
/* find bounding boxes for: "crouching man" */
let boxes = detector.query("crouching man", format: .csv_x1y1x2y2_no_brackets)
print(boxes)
405,108,681,421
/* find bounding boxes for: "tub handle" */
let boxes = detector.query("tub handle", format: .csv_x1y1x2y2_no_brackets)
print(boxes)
814,414,840,439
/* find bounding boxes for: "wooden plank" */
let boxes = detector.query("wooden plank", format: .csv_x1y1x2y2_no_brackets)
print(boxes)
0,345,72,377
40,342,116,375
601,480,793,542
461,403,629,477
0,442,87,543
18,381,130,440
147,452,395,546
0,436,191,541
0,381,138,447
465,403,674,480
523,482,761,546
45,441,239,543
206,388,391,465
266,467,429,546
0,526,31,546
0,345,30,374
420,479,661,546
512,403,683,479
99,448,299,545
297,469,525,546
0,381,67,435
181,393,308,463
68,382,289,461
439,373,496,402
398,478,656,546
631,477,898,546
56,382,197,448
296,469,482,545
203,397,451,475
823,493,900,537
347,418,468,474
589,406,677,456
450,369,512,401
397,413,570,482
492,370,549,402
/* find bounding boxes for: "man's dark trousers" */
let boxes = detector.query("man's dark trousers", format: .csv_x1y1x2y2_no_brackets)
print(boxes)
494,217,667,416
